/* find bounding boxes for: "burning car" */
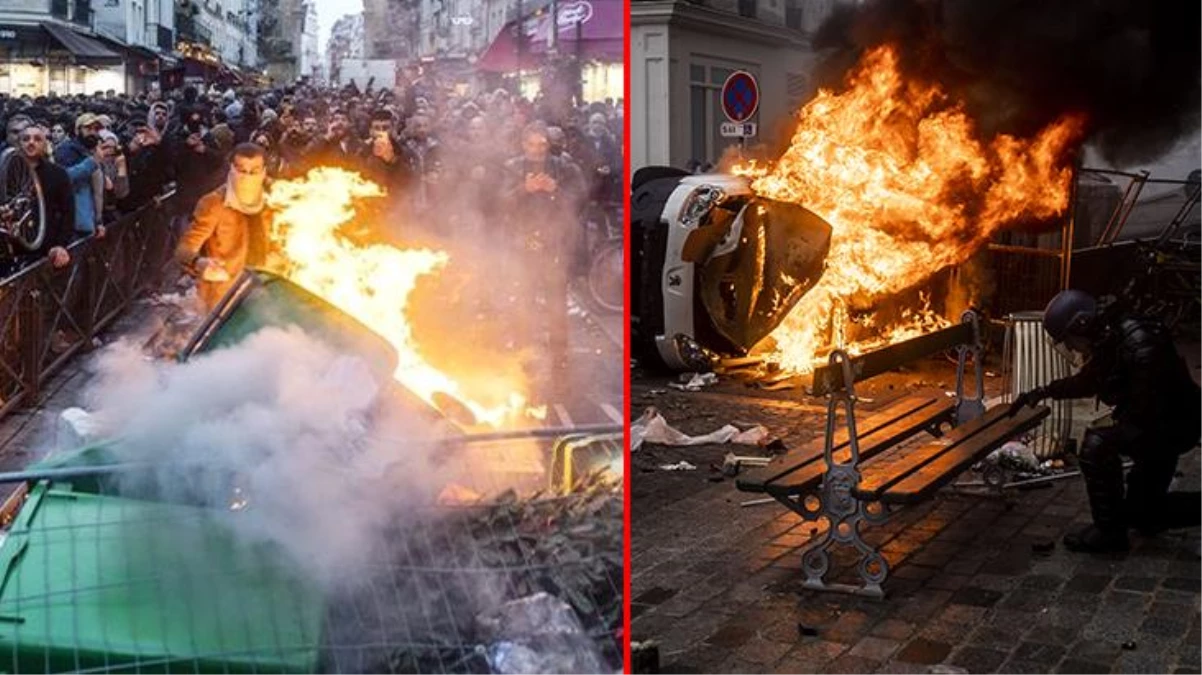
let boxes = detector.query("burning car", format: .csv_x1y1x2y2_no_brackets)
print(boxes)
631,168,833,370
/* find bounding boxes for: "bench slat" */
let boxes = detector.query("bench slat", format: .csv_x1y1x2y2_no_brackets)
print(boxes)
736,391,949,493
738,394,955,497
811,323,974,396
853,404,1052,502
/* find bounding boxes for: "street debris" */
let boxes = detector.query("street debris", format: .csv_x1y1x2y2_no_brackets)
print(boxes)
668,372,719,391
630,408,771,451
478,593,609,674
985,441,1041,472
740,497,775,507
57,407,102,447
659,461,698,471
722,451,772,476
1122,640,1138,651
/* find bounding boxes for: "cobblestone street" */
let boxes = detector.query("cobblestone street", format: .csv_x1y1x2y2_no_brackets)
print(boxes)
630,351,1202,674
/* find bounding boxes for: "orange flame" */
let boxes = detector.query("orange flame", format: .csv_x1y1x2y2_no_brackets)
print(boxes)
265,167,545,428
736,45,1084,372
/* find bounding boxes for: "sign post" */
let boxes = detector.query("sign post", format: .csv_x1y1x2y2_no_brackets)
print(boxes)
720,70,759,155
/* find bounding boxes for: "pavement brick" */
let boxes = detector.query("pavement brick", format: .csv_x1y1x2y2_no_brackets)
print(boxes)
948,645,1008,673
871,619,916,641
734,636,795,665
967,624,1026,651
824,609,874,645
774,639,848,670
1163,576,1202,593
1055,659,1113,673
823,654,882,674
1114,575,1159,592
1013,640,1067,666
848,636,901,662
1139,613,1191,639
1065,572,1113,593
950,586,1003,608
1002,659,1057,673
895,638,953,665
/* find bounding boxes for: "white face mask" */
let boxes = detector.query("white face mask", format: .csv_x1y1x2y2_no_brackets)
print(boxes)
226,165,265,214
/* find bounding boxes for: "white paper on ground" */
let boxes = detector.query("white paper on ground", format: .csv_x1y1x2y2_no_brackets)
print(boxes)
631,407,770,452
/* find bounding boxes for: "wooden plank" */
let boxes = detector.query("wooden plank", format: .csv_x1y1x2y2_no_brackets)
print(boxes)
736,392,945,492
811,322,974,396
878,405,1050,504
853,405,1051,502
736,392,954,494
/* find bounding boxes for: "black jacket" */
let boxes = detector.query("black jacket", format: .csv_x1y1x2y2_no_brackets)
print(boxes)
33,159,75,255
1045,312,1201,445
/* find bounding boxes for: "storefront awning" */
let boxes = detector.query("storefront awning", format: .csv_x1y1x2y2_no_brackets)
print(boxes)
477,0,622,73
526,0,622,61
41,22,122,64
477,23,543,73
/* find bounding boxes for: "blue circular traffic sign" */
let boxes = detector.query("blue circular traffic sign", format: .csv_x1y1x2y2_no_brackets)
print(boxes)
721,71,759,123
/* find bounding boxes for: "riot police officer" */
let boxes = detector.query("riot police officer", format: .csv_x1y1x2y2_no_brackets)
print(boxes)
1009,290,1201,553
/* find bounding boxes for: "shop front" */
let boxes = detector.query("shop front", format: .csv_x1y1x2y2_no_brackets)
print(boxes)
0,22,124,96
476,0,622,103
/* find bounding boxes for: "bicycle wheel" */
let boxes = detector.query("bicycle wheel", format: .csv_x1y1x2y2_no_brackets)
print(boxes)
587,240,623,313
0,147,47,252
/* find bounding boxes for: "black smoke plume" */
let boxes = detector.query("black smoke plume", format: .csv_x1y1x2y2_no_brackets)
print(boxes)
812,0,1201,166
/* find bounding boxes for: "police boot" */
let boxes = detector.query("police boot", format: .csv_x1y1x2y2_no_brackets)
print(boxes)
1068,431,1130,553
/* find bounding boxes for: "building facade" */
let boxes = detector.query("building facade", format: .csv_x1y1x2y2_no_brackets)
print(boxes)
91,0,176,92
259,0,313,82
0,0,143,96
298,0,319,80
631,0,839,170
326,12,363,84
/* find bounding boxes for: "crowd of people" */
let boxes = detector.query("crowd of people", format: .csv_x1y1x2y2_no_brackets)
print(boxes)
0,77,623,382
0,79,623,282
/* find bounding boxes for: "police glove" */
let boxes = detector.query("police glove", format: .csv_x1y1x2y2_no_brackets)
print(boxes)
1007,387,1047,417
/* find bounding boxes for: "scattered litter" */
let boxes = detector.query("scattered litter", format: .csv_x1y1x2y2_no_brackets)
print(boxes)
740,497,775,507
758,379,797,392
798,623,820,637
658,461,697,471
1121,641,1137,651
673,334,719,372
631,641,660,674
985,371,998,378
58,407,102,447
669,372,719,391
477,593,607,674
723,452,772,476
1031,540,1056,554
985,441,1040,472
630,408,771,451
859,397,875,404
929,667,968,674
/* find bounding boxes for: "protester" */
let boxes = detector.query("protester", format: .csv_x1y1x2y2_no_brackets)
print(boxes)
176,142,273,309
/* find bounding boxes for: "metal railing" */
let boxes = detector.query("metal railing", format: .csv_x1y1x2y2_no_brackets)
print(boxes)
0,190,179,422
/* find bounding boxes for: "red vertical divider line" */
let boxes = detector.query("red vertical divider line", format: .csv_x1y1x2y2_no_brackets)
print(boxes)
622,0,633,669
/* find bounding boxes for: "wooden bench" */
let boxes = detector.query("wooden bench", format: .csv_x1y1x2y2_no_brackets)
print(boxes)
736,311,1050,597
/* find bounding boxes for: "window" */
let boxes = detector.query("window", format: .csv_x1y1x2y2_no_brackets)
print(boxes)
688,61,757,167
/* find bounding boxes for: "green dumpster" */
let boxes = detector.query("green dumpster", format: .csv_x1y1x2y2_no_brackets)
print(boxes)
0,483,323,673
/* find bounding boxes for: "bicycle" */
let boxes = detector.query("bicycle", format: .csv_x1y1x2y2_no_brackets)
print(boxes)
0,147,47,253
581,200,622,314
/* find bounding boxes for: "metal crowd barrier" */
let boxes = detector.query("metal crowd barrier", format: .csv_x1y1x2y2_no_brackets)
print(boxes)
0,189,179,422
1000,311,1074,460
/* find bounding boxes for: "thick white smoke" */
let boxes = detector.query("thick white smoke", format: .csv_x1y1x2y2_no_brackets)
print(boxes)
78,327,453,587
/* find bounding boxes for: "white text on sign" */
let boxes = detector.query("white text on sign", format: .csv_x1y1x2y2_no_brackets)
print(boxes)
720,122,758,138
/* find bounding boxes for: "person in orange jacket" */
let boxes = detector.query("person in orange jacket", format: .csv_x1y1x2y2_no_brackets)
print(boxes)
176,142,274,309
